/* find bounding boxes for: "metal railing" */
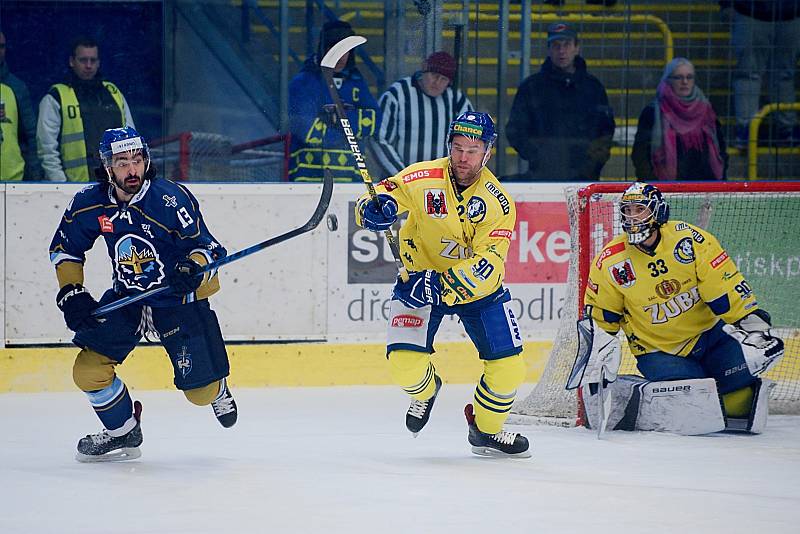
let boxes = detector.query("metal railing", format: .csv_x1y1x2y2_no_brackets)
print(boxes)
748,103,800,181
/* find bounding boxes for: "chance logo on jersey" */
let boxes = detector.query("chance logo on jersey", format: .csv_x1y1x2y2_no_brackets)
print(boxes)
609,259,636,288
114,234,165,291
466,196,487,223
673,237,695,264
425,189,448,218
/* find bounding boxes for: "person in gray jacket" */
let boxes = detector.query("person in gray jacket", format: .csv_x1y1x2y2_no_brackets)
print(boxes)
0,30,41,181
37,36,134,182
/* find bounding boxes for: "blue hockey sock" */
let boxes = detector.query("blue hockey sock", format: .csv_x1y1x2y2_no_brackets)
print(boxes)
85,376,134,433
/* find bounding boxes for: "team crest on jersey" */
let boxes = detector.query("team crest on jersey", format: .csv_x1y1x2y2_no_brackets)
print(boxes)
425,189,448,218
114,234,165,291
609,259,636,288
654,278,681,299
673,237,695,264
466,196,487,223
175,346,193,378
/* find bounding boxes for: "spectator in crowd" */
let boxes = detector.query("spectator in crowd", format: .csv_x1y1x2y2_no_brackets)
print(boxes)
372,51,473,176
505,22,615,181
0,30,41,181
721,1,800,148
37,36,135,182
632,57,728,181
288,20,382,182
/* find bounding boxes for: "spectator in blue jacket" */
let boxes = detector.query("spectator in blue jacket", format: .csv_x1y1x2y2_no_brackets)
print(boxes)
288,20,383,182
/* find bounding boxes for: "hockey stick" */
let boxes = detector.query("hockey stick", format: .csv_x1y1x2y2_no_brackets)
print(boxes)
92,169,334,317
319,35,409,283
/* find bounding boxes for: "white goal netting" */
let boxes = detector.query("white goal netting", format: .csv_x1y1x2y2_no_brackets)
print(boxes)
149,132,288,182
512,183,800,426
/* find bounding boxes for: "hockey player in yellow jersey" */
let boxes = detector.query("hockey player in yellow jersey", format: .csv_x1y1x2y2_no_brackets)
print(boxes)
355,112,530,457
578,182,784,433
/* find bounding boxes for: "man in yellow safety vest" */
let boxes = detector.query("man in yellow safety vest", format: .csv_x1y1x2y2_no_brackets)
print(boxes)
37,36,134,182
0,30,41,181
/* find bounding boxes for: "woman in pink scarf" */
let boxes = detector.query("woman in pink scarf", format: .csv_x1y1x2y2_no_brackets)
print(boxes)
632,57,728,181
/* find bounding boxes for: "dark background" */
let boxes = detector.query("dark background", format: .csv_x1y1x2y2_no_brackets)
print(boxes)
0,1,164,141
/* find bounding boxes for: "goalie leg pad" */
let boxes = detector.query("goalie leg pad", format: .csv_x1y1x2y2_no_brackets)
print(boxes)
582,376,726,435
724,378,773,434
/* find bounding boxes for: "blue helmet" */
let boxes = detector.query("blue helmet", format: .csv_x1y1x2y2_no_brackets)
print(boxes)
447,112,498,148
99,126,150,168
619,182,670,244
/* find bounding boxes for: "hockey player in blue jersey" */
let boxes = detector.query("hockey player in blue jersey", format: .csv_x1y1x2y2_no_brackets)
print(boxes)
49,126,237,462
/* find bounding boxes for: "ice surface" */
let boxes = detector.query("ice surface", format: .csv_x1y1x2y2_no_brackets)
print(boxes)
1,384,799,533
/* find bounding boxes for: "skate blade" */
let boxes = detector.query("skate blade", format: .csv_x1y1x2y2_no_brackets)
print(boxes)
75,447,142,463
470,446,532,459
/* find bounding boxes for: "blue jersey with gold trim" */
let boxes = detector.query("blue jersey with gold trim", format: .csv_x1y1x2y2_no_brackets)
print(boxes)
584,220,759,356
49,179,226,307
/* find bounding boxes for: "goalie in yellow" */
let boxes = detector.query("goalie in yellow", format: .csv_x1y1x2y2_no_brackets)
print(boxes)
354,112,529,457
573,182,784,434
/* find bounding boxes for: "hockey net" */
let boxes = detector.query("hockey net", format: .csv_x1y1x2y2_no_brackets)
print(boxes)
149,132,290,182
511,182,800,426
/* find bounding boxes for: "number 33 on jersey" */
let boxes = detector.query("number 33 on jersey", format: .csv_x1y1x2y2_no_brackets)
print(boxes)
584,220,759,356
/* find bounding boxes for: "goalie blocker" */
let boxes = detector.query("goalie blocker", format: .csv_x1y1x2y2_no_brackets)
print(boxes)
567,312,780,435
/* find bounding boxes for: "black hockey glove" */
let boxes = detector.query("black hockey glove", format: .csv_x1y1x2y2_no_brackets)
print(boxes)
168,258,204,294
56,284,102,332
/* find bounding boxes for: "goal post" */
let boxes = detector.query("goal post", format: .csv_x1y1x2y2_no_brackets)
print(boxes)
511,181,800,426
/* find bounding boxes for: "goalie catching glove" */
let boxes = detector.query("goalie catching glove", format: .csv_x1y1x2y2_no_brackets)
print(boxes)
393,270,442,309
566,308,622,390
358,194,398,232
723,309,784,376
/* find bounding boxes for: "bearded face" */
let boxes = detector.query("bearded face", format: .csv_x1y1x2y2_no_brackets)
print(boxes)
107,151,146,198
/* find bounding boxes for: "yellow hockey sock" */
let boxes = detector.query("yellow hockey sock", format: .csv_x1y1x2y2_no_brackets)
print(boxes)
722,386,755,418
473,354,526,434
388,349,438,401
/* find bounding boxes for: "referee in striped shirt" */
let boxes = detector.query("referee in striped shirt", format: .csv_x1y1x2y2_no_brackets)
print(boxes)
372,51,473,176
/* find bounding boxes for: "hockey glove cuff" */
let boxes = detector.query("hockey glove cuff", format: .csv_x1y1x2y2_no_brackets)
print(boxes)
359,194,398,232
56,284,102,332
735,309,772,333
168,258,205,294
393,270,442,309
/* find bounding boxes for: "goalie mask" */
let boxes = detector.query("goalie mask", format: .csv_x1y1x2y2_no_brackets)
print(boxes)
619,182,670,245
447,112,498,169
99,126,151,179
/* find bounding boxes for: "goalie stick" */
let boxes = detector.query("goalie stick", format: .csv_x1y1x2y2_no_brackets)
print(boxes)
319,35,409,283
92,168,334,317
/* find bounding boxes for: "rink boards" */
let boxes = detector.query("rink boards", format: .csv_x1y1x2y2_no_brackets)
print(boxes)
1,181,571,392
0,340,553,393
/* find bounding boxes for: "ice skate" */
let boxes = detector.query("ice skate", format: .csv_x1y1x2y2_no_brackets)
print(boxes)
211,379,238,428
406,374,442,436
76,400,143,463
464,404,531,458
